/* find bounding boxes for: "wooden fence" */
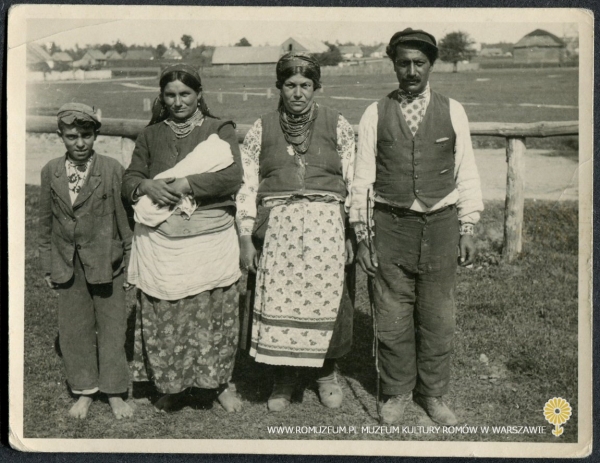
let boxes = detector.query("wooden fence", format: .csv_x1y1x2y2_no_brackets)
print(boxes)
26,116,578,263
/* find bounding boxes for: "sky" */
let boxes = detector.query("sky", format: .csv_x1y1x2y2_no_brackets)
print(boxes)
23,7,581,50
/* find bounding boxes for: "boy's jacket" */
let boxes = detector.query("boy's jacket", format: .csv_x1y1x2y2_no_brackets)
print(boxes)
39,154,132,285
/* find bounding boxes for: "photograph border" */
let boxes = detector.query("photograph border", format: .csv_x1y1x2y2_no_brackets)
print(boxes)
6,3,594,457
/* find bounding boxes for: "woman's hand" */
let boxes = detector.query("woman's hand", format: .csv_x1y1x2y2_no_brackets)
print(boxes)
240,235,258,273
138,178,180,207
356,240,378,278
345,236,356,266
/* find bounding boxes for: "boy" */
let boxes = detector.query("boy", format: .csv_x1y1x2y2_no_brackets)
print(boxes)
39,103,133,419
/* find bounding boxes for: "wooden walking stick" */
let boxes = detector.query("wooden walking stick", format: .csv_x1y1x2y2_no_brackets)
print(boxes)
366,189,381,419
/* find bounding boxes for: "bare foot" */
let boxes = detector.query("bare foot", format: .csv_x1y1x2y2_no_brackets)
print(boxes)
68,395,93,419
218,387,242,412
108,396,134,419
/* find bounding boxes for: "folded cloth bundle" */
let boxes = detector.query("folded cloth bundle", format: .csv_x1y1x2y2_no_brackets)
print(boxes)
133,134,233,227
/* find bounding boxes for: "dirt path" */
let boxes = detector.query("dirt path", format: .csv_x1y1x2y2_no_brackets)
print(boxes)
25,134,579,201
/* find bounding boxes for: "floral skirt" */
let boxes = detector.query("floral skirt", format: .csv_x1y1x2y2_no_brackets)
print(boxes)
131,284,239,393
249,202,346,367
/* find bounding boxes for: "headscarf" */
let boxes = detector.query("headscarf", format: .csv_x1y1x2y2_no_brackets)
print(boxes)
275,52,322,90
148,63,216,128
275,52,322,155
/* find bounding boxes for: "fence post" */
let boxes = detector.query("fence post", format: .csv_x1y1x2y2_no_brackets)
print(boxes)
143,98,152,112
217,92,223,104
266,88,272,99
242,91,248,102
503,136,526,262
120,136,136,168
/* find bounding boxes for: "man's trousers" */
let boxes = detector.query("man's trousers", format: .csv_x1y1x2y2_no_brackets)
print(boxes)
373,204,460,397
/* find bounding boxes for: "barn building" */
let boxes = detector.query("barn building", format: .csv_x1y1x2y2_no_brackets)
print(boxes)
513,29,566,65
280,37,329,54
210,46,284,76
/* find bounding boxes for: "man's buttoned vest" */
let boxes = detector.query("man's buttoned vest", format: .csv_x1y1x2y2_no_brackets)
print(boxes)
375,89,457,208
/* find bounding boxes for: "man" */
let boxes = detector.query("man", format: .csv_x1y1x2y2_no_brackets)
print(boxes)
350,28,483,425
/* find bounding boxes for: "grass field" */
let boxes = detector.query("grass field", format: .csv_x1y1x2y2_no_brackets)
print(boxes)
23,185,578,442
27,67,578,151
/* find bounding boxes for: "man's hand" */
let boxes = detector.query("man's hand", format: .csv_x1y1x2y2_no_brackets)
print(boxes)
240,235,258,273
345,236,356,266
44,274,56,289
139,178,180,207
356,240,378,278
459,234,476,266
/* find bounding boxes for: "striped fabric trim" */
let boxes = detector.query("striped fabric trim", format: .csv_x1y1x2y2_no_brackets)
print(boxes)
254,316,336,331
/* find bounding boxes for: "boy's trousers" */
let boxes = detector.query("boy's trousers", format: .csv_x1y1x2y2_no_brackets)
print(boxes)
57,252,129,395
373,204,460,398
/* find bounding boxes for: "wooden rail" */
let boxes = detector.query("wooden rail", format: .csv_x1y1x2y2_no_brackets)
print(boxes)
26,116,578,263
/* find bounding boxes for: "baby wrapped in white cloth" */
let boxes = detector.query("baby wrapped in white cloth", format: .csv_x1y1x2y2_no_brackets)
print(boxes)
133,134,233,227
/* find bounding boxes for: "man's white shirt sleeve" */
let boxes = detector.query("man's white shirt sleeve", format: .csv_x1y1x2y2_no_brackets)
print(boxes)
350,99,483,232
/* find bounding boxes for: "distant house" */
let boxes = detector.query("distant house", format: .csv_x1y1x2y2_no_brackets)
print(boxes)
281,37,329,54
105,50,123,60
370,44,387,58
73,49,106,69
27,43,54,71
162,48,183,60
124,49,155,60
339,45,363,60
513,29,566,65
51,51,73,68
479,47,504,57
211,46,283,66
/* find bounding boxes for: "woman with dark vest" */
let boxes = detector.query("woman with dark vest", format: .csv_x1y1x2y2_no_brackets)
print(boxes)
236,53,356,412
351,29,483,425
123,64,243,413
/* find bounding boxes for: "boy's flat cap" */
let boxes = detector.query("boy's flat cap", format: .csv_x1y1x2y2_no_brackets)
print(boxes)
57,102,101,128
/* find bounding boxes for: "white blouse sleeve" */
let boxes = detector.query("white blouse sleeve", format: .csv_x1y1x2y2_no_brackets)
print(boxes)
336,114,356,212
235,118,262,236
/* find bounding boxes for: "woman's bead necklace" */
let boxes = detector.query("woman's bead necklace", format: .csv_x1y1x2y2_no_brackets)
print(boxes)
164,109,205,138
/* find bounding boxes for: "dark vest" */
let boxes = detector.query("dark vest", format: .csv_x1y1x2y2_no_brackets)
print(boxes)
257,105,346,201
375,90,457,208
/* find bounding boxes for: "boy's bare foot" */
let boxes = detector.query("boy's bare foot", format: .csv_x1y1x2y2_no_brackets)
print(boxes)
68,395,93,419
108,396,134,419
217,387,242,412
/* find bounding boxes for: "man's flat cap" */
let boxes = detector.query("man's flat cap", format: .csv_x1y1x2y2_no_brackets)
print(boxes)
389,28,438,51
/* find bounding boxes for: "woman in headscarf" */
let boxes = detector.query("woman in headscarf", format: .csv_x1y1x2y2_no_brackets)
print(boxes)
236,52,356,412
123,64,243,412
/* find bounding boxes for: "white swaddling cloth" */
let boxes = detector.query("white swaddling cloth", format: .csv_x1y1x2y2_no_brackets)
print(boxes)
133,134,234,227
